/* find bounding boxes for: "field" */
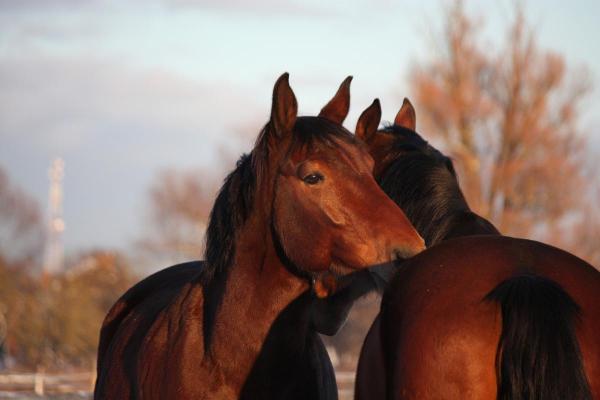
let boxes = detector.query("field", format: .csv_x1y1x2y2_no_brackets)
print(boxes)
0,369,356,399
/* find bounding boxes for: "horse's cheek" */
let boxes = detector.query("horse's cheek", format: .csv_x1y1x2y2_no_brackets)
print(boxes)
274,185,331,271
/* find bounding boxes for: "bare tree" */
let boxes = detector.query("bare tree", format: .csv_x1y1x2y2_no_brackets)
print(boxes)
410,2,495,213
410,1,591,239
0,167,43,265
330,0,597,375
0,250,135,369
139,167,222,263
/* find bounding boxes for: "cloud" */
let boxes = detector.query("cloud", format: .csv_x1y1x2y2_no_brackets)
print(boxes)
0,52,261,153
13,19,103,42
0,50,266,252
0,0,334,17
0,0,97,12
162,0,336,17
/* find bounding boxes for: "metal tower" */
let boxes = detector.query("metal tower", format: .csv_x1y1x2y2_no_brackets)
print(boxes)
43,158,65,275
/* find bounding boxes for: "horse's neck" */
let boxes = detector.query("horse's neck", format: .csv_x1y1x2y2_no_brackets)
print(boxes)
207,217,308,391
440,211,501,243
410,189,499,246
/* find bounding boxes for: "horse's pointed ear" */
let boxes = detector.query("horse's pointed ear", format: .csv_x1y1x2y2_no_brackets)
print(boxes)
355,99,382,142
394,98,416,131
319,76,352,123
271,73,298,137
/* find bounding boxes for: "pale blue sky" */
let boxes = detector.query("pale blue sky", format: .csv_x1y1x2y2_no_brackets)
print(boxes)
1,0,599,262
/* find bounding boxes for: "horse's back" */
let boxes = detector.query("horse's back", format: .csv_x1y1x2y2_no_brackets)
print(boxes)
386,235,599,319
386,235,599,308
95,261,204,399
97,261,202,359
372,236,600,399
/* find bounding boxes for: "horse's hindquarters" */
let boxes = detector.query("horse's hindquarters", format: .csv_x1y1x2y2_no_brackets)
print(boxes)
381,282,499,399
363,235,600,399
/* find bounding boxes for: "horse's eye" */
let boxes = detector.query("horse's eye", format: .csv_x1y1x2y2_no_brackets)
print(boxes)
303,173,323,185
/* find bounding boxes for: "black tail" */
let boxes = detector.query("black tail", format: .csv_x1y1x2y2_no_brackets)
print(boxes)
485,274,592,400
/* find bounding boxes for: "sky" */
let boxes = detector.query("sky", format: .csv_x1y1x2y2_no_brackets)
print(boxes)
1,0,599,264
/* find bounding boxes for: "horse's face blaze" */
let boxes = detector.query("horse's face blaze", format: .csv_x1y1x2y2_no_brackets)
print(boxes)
273,133,425,274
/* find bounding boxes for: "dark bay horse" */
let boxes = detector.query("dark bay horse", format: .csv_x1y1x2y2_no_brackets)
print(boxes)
354,99,600,399
94,75,425,399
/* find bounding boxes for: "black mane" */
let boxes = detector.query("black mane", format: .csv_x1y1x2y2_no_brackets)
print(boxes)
381,123,453,164
200,116,356,353
201,153,255,354
378,125,489,246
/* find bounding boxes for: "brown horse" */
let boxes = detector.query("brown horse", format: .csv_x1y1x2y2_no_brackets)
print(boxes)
354,99,600,399
240,78,401,400
94,75,425,399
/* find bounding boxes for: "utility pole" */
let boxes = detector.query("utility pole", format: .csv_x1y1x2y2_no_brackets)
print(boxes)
42,158,65,276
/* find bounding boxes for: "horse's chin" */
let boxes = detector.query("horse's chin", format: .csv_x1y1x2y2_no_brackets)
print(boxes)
328,260,357,276
310,262,355,298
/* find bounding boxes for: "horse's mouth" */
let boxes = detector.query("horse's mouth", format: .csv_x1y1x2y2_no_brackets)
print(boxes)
392,243,426,261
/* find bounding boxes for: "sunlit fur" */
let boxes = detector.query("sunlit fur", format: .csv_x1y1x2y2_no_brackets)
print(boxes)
355,122,598,400
95,85,425,399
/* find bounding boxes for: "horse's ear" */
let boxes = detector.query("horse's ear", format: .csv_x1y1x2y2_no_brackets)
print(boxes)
271,73,298,137
355,99,382,142
319,76,352,123
394,98,416,131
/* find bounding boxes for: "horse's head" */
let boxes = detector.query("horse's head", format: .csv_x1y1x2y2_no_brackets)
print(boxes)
355,97,458,179
355,98,473,246
254,74,424,296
